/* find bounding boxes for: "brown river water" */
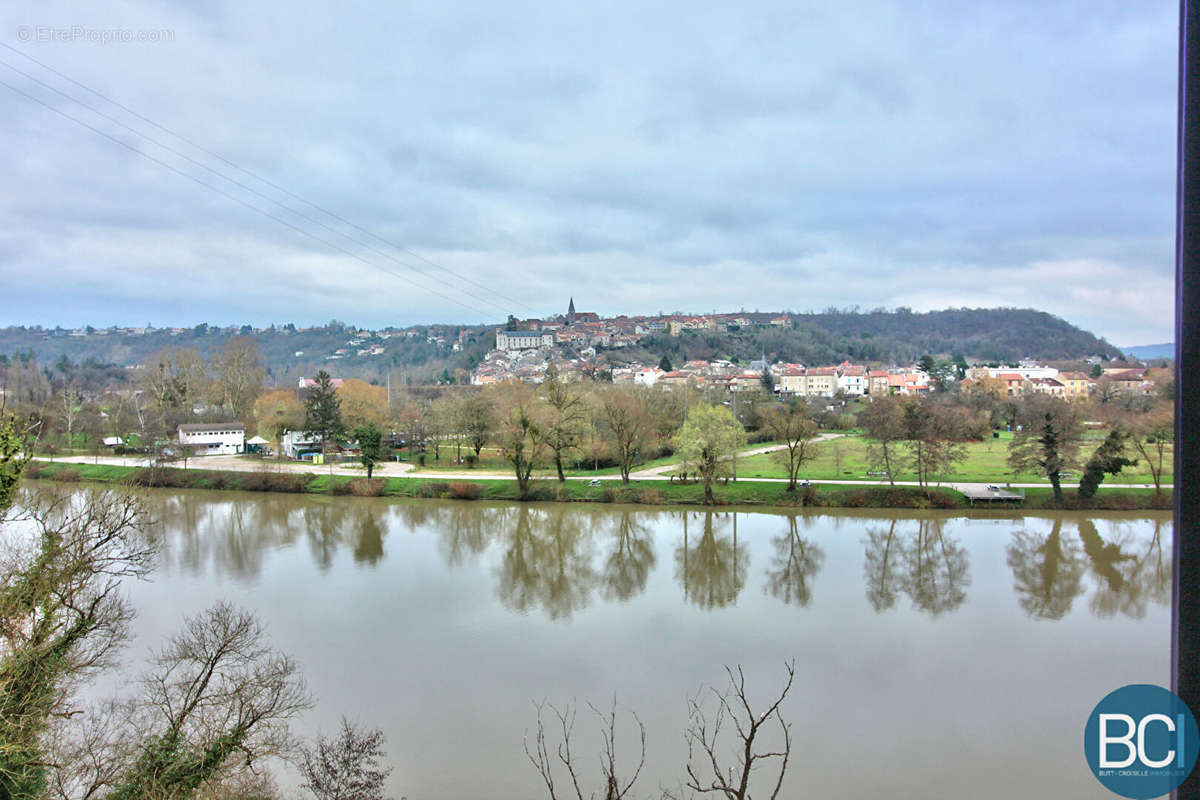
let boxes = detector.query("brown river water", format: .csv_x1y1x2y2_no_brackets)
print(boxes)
47,487,1172,799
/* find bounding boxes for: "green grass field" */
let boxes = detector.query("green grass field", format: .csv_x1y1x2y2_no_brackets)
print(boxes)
731,432,1173,485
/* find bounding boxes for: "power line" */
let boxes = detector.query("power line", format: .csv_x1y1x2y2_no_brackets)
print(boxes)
0,41,534,313
0,55,514,317
0,76,497,318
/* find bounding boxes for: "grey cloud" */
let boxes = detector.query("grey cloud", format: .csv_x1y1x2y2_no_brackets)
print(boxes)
0,0,1179,343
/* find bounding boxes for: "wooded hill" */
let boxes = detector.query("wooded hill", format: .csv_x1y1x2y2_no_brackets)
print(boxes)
622,308,1122,367
0,307,1121,383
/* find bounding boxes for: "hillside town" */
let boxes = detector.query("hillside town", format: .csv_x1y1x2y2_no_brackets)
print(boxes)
468,300,1151,400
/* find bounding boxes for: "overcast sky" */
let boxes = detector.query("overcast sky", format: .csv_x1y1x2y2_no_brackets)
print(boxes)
0,0,1178,345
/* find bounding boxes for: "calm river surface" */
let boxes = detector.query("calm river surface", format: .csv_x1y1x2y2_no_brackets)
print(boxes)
87,488,1172,798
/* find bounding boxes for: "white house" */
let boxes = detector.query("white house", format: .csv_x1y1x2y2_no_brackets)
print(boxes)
836,366,869,396
634,367,665,387
177,423,246,456
282,430,323,459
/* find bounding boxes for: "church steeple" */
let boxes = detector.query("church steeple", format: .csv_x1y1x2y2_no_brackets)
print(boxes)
567,297,576,325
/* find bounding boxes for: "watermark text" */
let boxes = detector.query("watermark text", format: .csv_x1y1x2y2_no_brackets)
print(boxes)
16,26,175,44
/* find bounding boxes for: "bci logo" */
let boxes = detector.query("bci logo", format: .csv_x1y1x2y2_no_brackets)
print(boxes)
1098,711,1188,770
1085,684,1199,799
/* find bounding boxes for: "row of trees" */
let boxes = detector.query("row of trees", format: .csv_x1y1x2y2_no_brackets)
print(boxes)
269,369,1172,505
857,383,1174,501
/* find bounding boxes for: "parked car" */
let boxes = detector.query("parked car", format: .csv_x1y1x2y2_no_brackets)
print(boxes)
588,479,602,487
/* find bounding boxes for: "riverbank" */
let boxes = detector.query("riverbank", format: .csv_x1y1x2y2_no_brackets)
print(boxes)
24,460,1173,511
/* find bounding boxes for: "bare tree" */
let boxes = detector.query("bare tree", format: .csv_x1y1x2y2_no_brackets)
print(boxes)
525,698,646,800
494,383,550,495
211,337,266,420
679,661,795,800
541,366,587,482
1127,409,1173,497
861,395,906,485
58,381,83,451
459,392,495,462
300,718,393,800
597,387,651,484
100,603,312,798
760,402,820,491
139,347,209,418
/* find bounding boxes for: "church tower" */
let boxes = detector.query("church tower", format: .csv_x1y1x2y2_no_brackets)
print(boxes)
567,297,576,325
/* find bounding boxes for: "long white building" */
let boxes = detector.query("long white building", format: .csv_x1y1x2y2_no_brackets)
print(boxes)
177,423,246,456
495,330,555,351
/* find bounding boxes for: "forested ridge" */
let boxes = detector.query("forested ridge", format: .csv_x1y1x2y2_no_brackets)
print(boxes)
0,307,1120,383
629,307,1121,366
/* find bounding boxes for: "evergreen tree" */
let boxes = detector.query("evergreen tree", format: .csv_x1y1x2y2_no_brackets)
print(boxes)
304,370,344,454
354,422,384,478
1078,429,1137,499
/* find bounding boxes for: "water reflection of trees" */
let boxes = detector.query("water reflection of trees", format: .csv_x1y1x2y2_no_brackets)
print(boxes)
1007,517,1171,620
1006,520,1086,620
862,519,970,616
435,503,490,567
763,516,824,607
1079,518,1170,619
141,492,391,578
496,507,597,620
602,511,657,602
675,512,749,610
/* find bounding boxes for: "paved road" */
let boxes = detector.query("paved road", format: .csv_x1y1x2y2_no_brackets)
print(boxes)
628,433,846,478
48,453,418,478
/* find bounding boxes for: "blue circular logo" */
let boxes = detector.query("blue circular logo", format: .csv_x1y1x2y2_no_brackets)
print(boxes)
1084,684,1199,798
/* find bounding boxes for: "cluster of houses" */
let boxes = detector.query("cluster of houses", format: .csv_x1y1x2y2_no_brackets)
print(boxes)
475,345,1158,402
962,365,1156,399
493,300,795,353
620,360,924,397
320,327,474,361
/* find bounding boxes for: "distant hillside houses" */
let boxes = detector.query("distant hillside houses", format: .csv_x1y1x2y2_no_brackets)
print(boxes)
960,365,1155,399
473,346,1146,402
494,298,796,355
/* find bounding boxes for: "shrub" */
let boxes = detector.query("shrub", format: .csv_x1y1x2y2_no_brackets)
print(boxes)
929,490,963,509
23,461,46,479
240,471,312,493
330,479,353,495
54,467,81,483
747,429,774,444
520,485,556,502
636,489,664,505
417,481,450,498
128,467,200,488
840,491,868,508
349,478,385,497
448,481,483,500
601,489,616,503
